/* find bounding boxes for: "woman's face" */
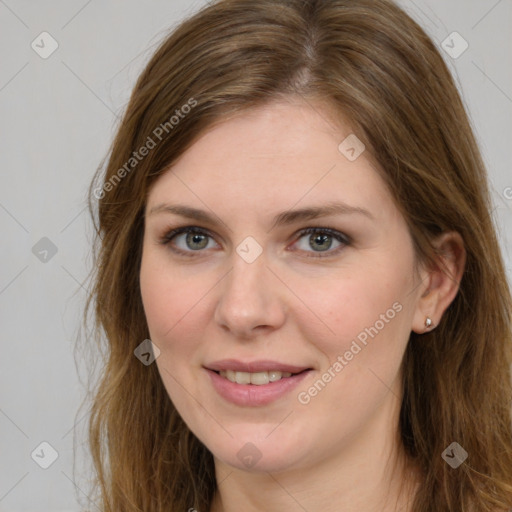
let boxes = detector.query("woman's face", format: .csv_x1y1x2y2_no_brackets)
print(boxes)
140,98,426,473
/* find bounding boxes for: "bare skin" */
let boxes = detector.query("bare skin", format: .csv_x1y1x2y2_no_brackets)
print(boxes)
139,96,465,512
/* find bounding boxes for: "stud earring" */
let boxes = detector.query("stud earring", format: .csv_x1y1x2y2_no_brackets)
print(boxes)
425,317,433,329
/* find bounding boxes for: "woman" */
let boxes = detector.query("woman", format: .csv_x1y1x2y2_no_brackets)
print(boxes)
83,0,512,510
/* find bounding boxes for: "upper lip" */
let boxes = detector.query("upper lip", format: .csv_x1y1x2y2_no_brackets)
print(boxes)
205,359,312,374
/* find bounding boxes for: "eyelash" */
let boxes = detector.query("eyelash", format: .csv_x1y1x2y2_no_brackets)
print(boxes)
159,225,351,259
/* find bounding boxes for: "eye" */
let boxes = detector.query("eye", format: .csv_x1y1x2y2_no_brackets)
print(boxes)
160,226,218,257
291,227,350,258
159,226,350,259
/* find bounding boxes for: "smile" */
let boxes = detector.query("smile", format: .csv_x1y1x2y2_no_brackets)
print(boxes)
217,369,296,385
204,368,312,407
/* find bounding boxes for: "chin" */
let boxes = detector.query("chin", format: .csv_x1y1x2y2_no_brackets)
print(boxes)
220,450,299,474
204,433,308,474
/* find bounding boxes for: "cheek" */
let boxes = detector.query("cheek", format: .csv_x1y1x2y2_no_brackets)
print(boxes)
139,253,210,412
308,267,409,352
139,252,207,355
299,260,414,417
293,269,412,430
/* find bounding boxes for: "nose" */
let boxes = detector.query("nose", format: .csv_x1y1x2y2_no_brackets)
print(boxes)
214,249,286,339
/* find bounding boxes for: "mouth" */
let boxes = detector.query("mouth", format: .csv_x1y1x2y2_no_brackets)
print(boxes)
213,368,310,385
204,359,313,406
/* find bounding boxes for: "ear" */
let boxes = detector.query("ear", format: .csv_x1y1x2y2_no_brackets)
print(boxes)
411,231,466,334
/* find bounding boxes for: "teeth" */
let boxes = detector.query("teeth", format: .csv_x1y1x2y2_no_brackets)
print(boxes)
219,370,293,385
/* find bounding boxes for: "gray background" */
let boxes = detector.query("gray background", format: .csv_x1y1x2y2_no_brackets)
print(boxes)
0,0,511,511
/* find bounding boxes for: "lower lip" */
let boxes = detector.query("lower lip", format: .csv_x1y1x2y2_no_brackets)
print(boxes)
205,369,311,407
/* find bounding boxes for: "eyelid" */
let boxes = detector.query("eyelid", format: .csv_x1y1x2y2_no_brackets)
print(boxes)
159,225,351,258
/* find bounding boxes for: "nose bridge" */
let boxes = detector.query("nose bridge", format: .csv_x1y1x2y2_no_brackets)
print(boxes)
214,245,285,335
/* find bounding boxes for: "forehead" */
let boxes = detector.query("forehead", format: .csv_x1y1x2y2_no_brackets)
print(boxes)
175,98,352,166
147,99,393,221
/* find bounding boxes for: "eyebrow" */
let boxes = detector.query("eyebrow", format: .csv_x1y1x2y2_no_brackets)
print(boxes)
148,201,374,229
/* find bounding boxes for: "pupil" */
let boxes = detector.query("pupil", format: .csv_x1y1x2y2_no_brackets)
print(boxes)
187,233,208,250
311,234,331,251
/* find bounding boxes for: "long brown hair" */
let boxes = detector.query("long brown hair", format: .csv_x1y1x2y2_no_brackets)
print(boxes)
80,0,512,510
